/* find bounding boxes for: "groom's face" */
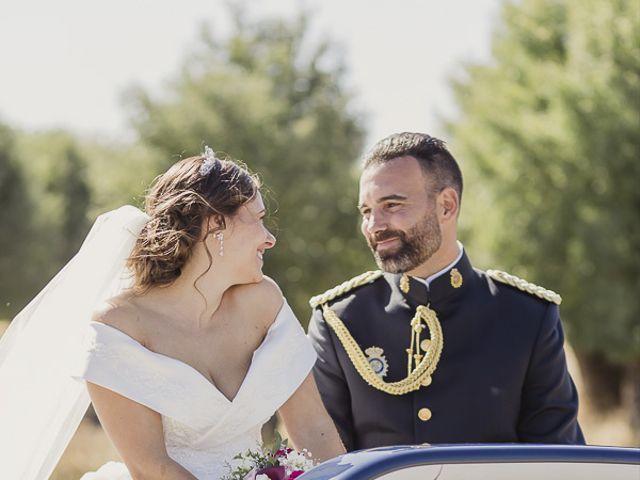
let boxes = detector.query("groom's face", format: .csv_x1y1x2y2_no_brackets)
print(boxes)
358,156,442,274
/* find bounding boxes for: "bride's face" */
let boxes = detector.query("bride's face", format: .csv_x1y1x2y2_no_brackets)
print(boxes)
220,193,276,283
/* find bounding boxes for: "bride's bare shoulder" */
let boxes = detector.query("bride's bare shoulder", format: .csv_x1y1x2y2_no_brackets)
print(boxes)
91,292,149,344
227,276,284,325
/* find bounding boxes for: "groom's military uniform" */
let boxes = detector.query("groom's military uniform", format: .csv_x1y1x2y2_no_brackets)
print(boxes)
308,251,584,450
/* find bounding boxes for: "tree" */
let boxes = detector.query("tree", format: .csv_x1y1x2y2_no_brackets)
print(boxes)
125,10,371,320
1,125,156,319
0,123,37,319
77,140,158,215
447,0,640,428
14,131,93,297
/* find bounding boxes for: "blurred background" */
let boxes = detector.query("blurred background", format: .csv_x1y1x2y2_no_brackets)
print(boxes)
0,0,638,477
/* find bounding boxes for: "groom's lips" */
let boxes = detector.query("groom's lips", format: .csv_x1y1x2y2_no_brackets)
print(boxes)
374,237,400,252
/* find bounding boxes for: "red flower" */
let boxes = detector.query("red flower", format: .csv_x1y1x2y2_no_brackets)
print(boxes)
256,466,286,480
287,471,304,480
275,447,293,458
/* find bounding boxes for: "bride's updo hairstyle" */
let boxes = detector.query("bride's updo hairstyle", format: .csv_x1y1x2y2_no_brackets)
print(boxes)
127,150,259,292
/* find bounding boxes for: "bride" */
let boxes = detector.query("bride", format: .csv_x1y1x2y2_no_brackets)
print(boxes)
0,148,344,479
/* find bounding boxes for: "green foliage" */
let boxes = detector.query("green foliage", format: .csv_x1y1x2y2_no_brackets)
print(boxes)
1,126,158,318
0,123,37,318
126,12,371,321
15,131,92,270
76,141,158,214
1,130,110,318
448,0,640,361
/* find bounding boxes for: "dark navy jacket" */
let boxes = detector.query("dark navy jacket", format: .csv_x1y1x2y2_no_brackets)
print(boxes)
308,252,585,450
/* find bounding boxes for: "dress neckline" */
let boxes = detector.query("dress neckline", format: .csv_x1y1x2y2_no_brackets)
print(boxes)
88,299,287,404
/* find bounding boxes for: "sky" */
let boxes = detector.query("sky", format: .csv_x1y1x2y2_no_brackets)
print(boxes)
0,0,502,146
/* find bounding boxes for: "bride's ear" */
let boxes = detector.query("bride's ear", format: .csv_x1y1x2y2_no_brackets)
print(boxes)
203,213,226,237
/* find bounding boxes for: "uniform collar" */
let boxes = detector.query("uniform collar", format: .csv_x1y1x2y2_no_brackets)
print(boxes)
385,245,475,308
413,242,464,288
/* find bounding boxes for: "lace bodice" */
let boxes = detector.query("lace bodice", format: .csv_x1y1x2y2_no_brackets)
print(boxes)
75,300,316,479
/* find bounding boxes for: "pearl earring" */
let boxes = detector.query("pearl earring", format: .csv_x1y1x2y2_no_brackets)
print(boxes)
215,231,224,257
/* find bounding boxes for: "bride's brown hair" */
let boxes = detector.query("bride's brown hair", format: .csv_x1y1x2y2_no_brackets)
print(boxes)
127,152,259,292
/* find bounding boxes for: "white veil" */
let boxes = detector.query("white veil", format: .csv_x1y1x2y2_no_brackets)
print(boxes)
0,205,150,480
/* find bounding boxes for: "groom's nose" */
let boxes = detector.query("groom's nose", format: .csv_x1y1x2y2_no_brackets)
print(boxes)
364,210,389,235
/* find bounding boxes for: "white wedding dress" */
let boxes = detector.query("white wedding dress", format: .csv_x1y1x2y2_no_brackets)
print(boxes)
75,300,316,480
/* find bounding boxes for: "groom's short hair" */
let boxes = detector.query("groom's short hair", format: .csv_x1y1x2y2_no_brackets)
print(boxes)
362,132,463,202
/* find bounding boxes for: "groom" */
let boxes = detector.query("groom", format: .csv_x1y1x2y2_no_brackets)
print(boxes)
308,132,584,450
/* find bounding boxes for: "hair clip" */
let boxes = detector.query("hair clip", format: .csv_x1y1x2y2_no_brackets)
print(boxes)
425,136,445,148
200,146,218,176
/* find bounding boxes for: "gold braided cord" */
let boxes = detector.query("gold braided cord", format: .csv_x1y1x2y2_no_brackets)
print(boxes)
487,270,562,305
309,270,383,309
322,304,443,396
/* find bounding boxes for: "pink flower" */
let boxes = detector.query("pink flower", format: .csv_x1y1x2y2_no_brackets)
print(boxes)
287,471,305,480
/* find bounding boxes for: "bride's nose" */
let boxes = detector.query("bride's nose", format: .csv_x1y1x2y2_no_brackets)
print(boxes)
264,229,276,249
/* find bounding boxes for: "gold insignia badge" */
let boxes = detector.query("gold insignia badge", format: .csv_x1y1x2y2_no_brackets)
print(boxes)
450,268,463,288
400,273,410,294
364,346,389,379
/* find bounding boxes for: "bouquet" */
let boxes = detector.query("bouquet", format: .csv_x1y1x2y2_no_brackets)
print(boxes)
222,432,315,480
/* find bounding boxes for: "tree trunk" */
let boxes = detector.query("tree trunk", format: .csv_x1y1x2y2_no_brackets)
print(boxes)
574,350,624,411
621,359,640,444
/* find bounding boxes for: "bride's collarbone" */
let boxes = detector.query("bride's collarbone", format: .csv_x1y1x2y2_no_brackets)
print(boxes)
142,314,264,394
156,335,256,401
99,295,271,396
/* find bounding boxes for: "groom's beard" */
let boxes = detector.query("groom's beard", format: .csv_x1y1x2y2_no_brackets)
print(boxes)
367,210,442,274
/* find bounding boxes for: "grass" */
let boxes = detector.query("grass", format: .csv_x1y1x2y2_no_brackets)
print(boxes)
0,319,636,478
566,345,637,447
51,420,120,480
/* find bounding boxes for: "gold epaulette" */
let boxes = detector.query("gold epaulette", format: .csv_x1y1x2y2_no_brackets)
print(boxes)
486,270,562,305
309,270,383,309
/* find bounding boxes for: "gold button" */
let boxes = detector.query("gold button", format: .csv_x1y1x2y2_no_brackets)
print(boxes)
420,339,431,351
418,407,432,422
421,375,432,387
